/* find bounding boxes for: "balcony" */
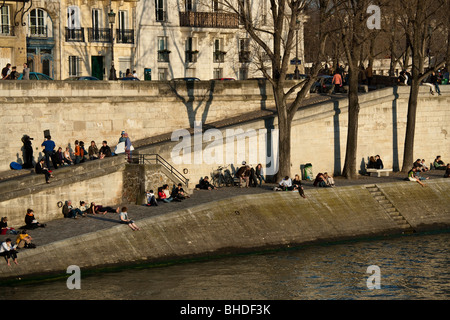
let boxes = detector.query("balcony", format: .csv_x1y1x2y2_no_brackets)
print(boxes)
88,28,111,43
0,25,14,36
65,28,85,42
180,12,239,29
185,50,199,63
116,29,134,44
158,50,171,63
29,25,48,38
213,51,226,63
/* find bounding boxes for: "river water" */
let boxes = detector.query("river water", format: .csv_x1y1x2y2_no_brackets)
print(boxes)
1,232,449,301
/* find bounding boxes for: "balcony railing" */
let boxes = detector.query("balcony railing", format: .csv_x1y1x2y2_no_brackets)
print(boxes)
185,50,199,63
158,50,171,62
116,29,134,44
88,28,111,43
65,28,85,42
0,24,14,36
29,25,48,37
214,51,226,63
180,11,239,29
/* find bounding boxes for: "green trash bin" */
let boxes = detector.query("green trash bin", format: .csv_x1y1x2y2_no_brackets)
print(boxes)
304,163,313,181
144,68,152,81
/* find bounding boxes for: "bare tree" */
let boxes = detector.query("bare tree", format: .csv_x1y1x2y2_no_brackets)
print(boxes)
399,0,446,172
214,0,333,180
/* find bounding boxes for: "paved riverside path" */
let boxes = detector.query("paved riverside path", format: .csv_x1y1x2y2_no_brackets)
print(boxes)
2,169,445,248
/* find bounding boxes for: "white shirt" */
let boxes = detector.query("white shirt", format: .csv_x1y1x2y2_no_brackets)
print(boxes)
0,241,16,253
279,178,292,187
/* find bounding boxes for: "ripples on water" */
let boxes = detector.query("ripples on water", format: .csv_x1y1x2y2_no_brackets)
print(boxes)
2,232,449,300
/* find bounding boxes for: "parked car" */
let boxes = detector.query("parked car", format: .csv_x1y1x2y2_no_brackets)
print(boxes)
212,78,235,81
17,72,53,80
310,75,333,93
286,73,309,80
64,76,100,81
119,77,140,81
172,77,200,81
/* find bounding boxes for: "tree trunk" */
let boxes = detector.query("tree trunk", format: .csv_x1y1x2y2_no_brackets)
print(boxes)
274,86,293,181
342,66,360,179
401,79,420,172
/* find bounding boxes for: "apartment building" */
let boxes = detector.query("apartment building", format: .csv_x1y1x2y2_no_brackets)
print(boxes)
134,0,305,81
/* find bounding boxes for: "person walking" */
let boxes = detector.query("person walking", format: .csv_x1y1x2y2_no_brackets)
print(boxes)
332,72,343,93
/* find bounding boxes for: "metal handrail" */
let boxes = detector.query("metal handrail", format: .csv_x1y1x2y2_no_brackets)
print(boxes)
138,154,189,187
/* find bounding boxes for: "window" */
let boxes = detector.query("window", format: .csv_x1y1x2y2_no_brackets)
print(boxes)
158,68,168,81
213,38,225,63
155,0,166,21
239,67,248,80
118,10,128,30
212,0,221,12
1,6,11,35
213,68,223,79
186,0,193,11
185,37,198,63
157,36,170,62
239,38,251,63
66,6,84,41
68,56,80,77
29,9,47,37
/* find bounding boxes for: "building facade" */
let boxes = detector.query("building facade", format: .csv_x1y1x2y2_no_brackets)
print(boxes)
1,0,305,81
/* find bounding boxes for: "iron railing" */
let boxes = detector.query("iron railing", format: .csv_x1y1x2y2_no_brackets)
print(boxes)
138,154,189,187
65,27,85,42
116,29,134,44
88,28,111,43
179,11,239,29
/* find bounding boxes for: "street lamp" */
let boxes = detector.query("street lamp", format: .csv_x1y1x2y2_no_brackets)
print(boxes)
427,25,433,70
108,9,117,80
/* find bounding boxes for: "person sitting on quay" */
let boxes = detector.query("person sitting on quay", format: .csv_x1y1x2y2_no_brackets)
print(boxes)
408,167,427,187
420,159,429,172
35,158,54,184
313,173,328,188
87,202,119,215
433,156,446,170
119,207,141,231
236,163,251,188
88,141,99,161
323,172,336,187
24,209,46,229
145,190,158,207
16,230,35,249
444,164,450,178
292,174,306,198
74,140,85,164
62,200,86,219
0,217,18,235
255,163,265,187
274,176,294,191
172,183,189,201
367,156,377,169
0,238,18,266
63,147,73,165
196,176,217,190
99,141,112,159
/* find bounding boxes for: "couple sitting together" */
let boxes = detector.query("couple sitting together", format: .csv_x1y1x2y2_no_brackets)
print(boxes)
148,184,189,205
274,174,307,198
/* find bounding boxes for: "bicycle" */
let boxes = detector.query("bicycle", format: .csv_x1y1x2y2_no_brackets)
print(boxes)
211,165,235,188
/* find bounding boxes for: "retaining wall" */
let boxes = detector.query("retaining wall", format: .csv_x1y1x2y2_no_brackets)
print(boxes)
1,179,448,281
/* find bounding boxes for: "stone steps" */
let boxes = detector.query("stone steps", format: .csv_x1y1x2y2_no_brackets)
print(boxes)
366,185,416,234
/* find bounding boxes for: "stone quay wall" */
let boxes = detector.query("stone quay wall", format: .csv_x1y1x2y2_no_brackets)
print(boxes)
0,179,448,281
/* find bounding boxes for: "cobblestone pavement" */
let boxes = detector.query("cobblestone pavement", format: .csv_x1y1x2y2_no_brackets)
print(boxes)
2,169,445,248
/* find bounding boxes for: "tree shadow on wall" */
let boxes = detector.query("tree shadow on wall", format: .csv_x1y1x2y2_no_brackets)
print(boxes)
166,80,216,129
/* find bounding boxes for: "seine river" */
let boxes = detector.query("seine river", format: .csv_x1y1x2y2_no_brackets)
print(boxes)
1,232,449,301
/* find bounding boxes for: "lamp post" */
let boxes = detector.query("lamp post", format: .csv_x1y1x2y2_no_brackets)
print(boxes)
108,9,117,80
427,25,433,70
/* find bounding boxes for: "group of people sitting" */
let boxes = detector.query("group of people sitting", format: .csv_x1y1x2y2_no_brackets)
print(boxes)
273,174,308,198
0,229,36,266
407,156,450,186
62,200,118,219
145,183,190,206
367,155,384,170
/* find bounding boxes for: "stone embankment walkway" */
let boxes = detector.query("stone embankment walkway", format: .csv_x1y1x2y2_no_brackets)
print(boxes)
1,169,446,248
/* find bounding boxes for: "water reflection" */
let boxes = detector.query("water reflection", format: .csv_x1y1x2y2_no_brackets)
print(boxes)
1,232,449,300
